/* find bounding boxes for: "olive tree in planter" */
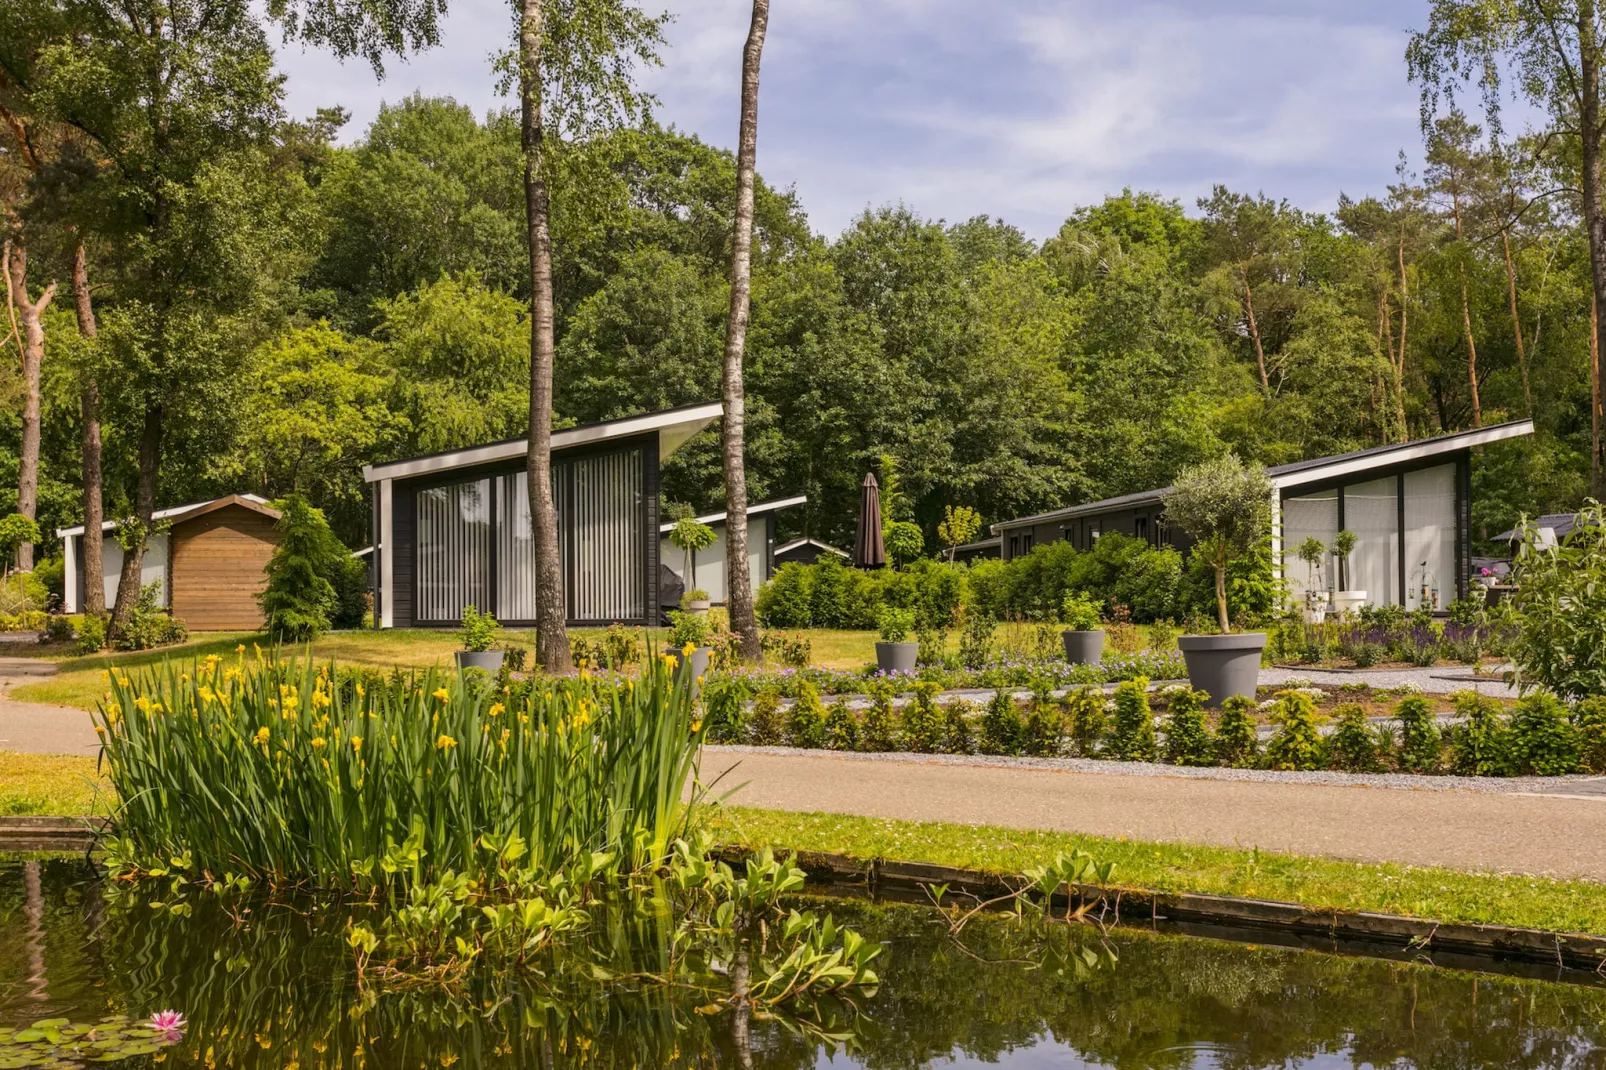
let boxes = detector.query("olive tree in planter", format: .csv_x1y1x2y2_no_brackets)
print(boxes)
1329,529,1366,617
1060,589,1105,665
1295,536,1327,622
1163,455,1273,706
875,606,918,673
457,606,505,673
668,514,717,611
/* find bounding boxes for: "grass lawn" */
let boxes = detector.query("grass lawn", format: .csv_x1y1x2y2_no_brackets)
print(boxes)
0,752,110,816
703,806,1606,937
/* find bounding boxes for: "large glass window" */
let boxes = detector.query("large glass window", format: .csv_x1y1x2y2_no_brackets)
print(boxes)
416,479,490,622
1281,488,1338,599
1404,464,1457,611
572,450,644,622
1345,476,1398,606
495,472,568,623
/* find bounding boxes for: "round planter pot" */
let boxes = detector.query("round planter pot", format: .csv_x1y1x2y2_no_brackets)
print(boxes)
1061,628,1105,665
456,650,505,673
663,645,712,685
1177,632,1267,708
1330,591,1368,618
875,641,918,674
686,599,711,616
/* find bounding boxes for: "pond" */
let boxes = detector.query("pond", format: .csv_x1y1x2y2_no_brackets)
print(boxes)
4,855,1605,1069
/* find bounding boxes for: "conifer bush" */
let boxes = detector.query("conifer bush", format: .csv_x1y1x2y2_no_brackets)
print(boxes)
700,676,753,743
1065,686,1107,757
1213,696,1260,767
859,682,899,752
1264,690,1325,771
747,690,786,746
1325,702,1381,773
824,699,859,751
786,681,828,749
1393,695,1443,774
1577,696,1606,774
1446,691,1512,777
1509,693,1580,776
979,688,1025,756
901,681,946,753
1022,680,1065,757
1160,686,1214,767
942,699,977,755
1107,676,1157,762
258,494,354,641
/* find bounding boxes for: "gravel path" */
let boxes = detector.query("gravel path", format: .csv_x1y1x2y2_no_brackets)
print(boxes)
700,746,1606,881
0,657,96,757
1260,664,1517,698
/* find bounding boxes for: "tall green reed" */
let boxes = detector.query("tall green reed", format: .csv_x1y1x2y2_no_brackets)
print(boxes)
94,646,706,888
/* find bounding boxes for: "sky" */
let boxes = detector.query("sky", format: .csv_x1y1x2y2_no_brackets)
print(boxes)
275,0,1439,241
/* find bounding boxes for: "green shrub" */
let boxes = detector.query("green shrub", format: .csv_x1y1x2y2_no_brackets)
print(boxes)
257,493,346,641
877,606,916,644
75,613,108,654
787,681,828,749
1325,703,1381,773
901,681,945,753
1107,676,1157,762
747,690,786,746
1022,681,1065,757
1214,696,1259,767
1393,695,1443,774
667,610,711,650
460,605,500,653
942,699,977,755
755,562,812,628
330,553,369,630
701,676,753,743
111,581,188,652
1577,697,1606,774
915,627,948,667
1065,687,1107,757
1509,693,1580,776
1507,503,1606,700
859,682,898,752
1446,691,1512,777
824,700,859,751
958,609,996,669
1264,690,1325,771
1060,589,1102,630
1161,687,1214,767
979,688,1024,756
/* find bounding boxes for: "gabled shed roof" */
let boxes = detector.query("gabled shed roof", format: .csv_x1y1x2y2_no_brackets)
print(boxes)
56,494,275,538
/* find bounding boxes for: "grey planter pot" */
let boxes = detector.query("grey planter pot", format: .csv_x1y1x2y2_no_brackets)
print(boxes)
456,650,505,673
1061,628,1105,665
1177,632,1267,707
663,646,712,687
686,599,711,615
875,641,918,674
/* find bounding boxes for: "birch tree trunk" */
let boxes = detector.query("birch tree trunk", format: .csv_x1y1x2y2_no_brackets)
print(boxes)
520,0,572,672
722,0,769,663
4,240,56,572
72,240,105,617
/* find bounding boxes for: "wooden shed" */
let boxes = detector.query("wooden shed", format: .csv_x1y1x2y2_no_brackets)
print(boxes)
59,494,283,631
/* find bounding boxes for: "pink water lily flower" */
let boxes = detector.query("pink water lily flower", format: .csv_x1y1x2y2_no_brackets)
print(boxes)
148,1010,187,1038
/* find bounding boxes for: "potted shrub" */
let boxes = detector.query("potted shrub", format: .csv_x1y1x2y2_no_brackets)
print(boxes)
667,511,717,608
1060,589,1105,665
1330,529,1366,617
1163,455,1273,707
1294,535,1327,623
874,606,918,673
681,588,711,615
456,605,505,672
664,610,714,682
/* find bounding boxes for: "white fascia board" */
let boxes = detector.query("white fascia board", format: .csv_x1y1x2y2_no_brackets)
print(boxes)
1273,420,1534,492
774,537,848,557
55,494,270,538
658,495,809,534
362,404,723,483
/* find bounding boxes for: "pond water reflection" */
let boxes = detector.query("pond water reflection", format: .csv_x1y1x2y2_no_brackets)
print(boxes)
3,856,1605,1069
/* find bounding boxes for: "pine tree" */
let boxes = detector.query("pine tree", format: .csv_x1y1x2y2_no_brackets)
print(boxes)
1161,687,1214,766
258,494,341,640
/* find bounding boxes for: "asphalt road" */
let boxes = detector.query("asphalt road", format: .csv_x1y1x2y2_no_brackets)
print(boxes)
0,658,98,758
699,748,1606,881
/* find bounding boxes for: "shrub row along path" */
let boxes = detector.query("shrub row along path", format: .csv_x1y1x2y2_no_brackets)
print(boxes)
0,657,97,757
700,746,1606,882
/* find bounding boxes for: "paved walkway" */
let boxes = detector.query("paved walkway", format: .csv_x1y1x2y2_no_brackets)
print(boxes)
700,748,1606,882
0,658,98,757
1261,665,1517,698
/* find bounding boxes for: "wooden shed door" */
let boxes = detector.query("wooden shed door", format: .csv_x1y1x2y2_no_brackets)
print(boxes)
170,506,280,631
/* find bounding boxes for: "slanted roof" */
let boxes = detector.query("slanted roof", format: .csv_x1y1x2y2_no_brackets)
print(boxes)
992,420,1535,534
658,496,808,534
56,494,274,538
952,536,1002,552
773,536,848,559
1491,513,1590,543
362,402,723,483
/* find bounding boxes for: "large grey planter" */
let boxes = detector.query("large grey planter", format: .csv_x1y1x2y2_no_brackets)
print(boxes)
1061,628,1105,665
456,650,505,673
1177,632,1267,707
875,641,918,674
663,646,712,687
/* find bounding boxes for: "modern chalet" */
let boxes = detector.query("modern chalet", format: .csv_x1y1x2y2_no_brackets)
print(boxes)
363,403,723,629
990,420,1536,611
658,496,807,607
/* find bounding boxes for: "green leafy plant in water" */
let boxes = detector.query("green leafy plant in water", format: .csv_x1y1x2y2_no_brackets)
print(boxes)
979,688,1025,756
0,1016,185,1067
1264,690,1326,771
1161,687,1214,767
1393,695,1443,774
1509,692,1581,776
824,698,859,751
787,681,828,749
1446,690,1512,777
1106,677,1156,762
858,681,899,752
1326,702,1382,773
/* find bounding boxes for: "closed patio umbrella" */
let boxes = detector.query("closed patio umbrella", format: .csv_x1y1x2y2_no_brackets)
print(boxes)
854,473,886,569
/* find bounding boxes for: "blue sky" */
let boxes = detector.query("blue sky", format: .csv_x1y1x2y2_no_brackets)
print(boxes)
276,0,1437,240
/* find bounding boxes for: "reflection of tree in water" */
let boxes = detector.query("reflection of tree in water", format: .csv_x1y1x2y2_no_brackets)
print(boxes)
6,860,1606,1070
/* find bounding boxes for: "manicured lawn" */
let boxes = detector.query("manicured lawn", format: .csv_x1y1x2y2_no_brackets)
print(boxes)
703,806,1606,937
0,752,110,816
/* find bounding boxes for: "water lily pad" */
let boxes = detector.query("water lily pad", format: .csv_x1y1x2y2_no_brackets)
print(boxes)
0,1016,182,1067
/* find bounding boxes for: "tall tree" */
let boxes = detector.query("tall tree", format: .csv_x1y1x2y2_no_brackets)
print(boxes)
1424,111,1489,427
2,239,53,572
70,237,104,615
722,0,769,663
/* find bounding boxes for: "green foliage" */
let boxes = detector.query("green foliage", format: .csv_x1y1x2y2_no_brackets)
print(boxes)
1107,677,1157,762
1163,455,1273,633
958,609,996,669
1060,589,1102,631
786,681,828,749
1022,682,1065,757
110,582,188,652
258,495,349,641
877,606,916,644
1326,703,1382,773
1508,504,1606,701
1065,686,1107,757
1264,690,1326,771
979,688,1025,756
941,699,977,755
75,613,108,655
0,514,41,568
747,690,786,746
458,606,500,654
937,505,983,560
1393,695,1443,774
754,563,813,628
915,627,948,667
668,515,717,585
1446,691,1512,778
901,682,946,753
1509,693,1580,777
700,676,752,744
858,683,898,753
1160,687,1214,766
824,699,859,751
1577,697,1606,775
1214,696,1260,768
666,610,711,650
755,558,964,631
882,520,926,568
